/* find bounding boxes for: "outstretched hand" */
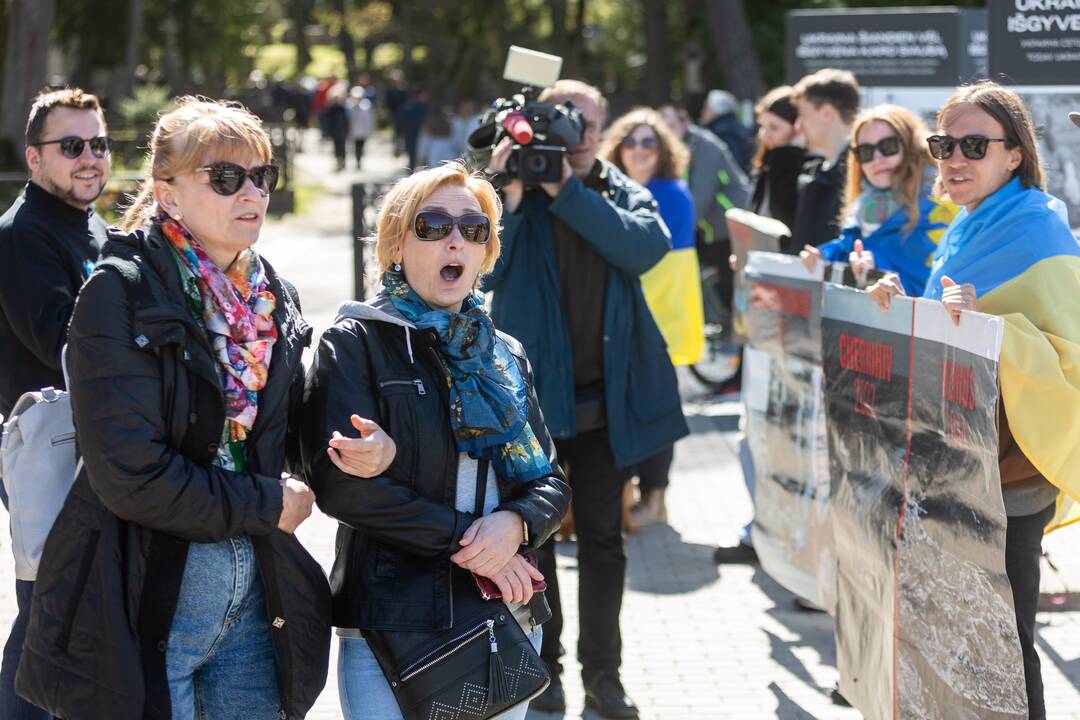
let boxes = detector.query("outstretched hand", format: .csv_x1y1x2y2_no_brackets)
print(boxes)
327,415,396,478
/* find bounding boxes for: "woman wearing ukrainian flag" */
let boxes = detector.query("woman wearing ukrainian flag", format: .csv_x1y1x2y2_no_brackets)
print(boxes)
598,107,702,527
799,104,957,294
868,81,1080,719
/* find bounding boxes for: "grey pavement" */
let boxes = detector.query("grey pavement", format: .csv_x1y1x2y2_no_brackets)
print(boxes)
3,132,1080,719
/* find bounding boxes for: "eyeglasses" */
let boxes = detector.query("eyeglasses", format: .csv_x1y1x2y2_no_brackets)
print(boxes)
196,162,279,196
33,136,112,159
853,136,901,163
621,136,657,150
413,210,491,244
926,135,1008,161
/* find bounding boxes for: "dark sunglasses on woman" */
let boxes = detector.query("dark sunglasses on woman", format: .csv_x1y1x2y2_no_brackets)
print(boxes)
621,136,657,150
196,162,280,196
926,134,1008,161
413,210,490,244
33,136,112,159
853,136,900,163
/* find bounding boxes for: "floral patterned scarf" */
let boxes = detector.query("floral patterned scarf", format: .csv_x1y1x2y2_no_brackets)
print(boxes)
159,215,277,470
383,270,552,483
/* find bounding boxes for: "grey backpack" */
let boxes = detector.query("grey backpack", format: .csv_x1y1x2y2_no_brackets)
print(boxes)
0,351,80,581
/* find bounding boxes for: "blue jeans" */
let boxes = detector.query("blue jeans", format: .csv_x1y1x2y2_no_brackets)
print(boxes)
165,537,281,720
0,580,50,719
339,625,542,720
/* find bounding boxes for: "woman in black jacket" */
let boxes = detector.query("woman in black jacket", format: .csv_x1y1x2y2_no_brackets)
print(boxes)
300,162,570,720
749,85,805,233
17,98,331,720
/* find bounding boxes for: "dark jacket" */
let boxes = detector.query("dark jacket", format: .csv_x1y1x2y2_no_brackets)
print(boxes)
0,181,107,418
787,148,849,254
299,296,570,631
684,124,751,248
704,114,754,173
16,225,331,720
750,145,805,236
483,160,689,468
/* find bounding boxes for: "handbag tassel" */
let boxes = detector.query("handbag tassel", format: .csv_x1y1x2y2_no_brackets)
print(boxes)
486,621,511,705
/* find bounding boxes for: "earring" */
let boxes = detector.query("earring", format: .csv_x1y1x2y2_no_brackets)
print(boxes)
393,262,402,272
173,210,183,221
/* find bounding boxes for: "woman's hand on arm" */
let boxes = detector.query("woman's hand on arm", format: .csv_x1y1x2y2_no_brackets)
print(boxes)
488,554,545,605
327,414,396,478
866,272,905,312
277,475,316,533
449,510,524,578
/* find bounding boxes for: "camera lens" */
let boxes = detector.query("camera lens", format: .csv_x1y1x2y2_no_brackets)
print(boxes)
526,152,550,176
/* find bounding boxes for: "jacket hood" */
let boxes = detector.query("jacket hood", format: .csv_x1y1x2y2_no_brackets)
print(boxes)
335,293,415,329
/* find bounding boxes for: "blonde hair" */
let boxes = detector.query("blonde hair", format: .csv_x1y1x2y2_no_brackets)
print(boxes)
841,105,934,233
122,97,273,232
597,107,689,180
374,162,502,275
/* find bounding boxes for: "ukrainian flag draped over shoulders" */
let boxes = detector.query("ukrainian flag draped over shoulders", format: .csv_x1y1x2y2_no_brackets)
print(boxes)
924,177,1080,531
642,178,704,365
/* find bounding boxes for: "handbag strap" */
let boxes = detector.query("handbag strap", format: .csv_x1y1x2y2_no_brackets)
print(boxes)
474,457,490,517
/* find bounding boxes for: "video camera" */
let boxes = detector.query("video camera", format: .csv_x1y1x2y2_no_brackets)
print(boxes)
467,46,586,187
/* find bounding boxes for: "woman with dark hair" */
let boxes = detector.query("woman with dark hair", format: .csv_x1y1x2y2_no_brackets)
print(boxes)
799,104,958,294
749,86,805,232
597,107,701,527
868,81,1080,719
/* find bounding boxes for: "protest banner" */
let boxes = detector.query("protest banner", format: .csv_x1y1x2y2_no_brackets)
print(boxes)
742,251,835,611
822,284,1026,720
726,209,787,342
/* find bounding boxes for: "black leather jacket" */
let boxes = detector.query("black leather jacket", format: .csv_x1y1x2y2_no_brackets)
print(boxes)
17,226,331,720
300,295,570,631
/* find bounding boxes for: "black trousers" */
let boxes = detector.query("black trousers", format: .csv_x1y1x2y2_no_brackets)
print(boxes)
353,138,366,166
537,428,629,684
634,444,674,492
1005,502,1055,720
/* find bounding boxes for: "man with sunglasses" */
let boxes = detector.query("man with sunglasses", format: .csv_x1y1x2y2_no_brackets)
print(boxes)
0,86,109,720
484,79,687,719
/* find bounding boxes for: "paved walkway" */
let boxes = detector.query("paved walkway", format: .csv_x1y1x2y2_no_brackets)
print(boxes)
3,132,1080,719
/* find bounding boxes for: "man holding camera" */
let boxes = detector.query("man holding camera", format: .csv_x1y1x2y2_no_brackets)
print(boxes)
484,79,687,718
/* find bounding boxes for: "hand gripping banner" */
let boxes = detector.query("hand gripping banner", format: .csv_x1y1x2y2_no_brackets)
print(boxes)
822,284,1027,720
742,251,835,611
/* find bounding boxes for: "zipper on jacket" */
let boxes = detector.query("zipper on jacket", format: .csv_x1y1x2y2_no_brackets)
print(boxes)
49,431,76,447
378,378,426,396
398,619,494,683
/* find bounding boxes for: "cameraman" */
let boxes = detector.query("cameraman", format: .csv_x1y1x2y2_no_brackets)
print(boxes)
484,79,688,719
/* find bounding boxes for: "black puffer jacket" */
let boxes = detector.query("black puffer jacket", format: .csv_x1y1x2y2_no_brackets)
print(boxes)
16,225,331,720
300,296,570,631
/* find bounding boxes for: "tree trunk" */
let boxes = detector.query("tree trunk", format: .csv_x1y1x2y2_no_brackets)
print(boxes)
642,0,669,106
0,0,55,157
565,0,587,77
291,0,312,77
704,0,763,101
110,0,143,102
330,0,357,84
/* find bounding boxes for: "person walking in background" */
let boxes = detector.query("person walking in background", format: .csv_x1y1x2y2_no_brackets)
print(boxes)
699,89,754,173
16,97,331,720
799,105,958,294
748,86,805,232
866,83,1080,719
398,90,430,172
0,85,111,720
323,83,350,172
599,107,702,528
300,162,570,720
346,85,375,170
415,106,459,169
788,69,861,253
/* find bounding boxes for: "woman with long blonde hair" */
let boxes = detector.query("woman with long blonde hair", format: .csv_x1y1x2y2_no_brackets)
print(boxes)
801,104,957,293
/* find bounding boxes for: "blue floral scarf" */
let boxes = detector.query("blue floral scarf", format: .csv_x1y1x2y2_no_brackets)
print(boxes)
383,271,552,483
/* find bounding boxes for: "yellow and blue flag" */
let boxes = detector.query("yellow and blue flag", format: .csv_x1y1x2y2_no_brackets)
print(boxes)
642,178,704,366
924,177,1080,531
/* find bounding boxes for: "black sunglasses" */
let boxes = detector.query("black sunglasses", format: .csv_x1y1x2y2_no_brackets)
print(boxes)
927,135,1008,161
853,136,901,163
413,210,490,244
196,162,279,196
34,136,112,159
621,136,657,150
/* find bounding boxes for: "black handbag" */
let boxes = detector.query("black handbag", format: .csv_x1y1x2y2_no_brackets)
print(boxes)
363,459,551,720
